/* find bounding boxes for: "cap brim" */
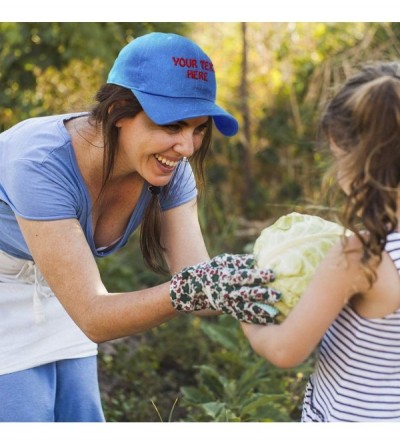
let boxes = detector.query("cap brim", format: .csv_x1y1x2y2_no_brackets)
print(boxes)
132,89,239,137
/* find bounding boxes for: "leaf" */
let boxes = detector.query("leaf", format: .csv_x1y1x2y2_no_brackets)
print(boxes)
200,320,239,350
180,386,212,404
194,364,227,396
240,394,286,417
200,401,226,418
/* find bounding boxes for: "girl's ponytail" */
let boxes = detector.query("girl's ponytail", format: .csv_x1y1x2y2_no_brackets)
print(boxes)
321,62,400,284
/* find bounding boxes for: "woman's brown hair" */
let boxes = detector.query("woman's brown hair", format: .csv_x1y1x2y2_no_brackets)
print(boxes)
321,62,400,284
89,84,212,275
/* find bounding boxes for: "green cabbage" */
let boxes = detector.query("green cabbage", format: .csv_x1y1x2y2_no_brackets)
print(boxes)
253,212,349,320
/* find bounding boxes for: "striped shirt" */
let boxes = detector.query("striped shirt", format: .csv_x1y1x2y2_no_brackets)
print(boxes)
301,232,400,422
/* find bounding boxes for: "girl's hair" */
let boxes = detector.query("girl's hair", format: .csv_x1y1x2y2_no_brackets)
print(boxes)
89,84,212,275
321,62,400,284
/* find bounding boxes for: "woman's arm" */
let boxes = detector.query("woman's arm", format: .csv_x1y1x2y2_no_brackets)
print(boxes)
16,215,178,343
161,198,223,317
241,237,370,368
160,197,209,273
16,197,212,343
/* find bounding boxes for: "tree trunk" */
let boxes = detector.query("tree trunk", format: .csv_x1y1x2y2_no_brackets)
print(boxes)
239,22,253,208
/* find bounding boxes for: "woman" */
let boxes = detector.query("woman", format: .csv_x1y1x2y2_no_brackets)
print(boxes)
0,32,278,421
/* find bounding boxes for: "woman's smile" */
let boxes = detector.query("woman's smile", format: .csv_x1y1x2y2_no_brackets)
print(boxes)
154,153,180,168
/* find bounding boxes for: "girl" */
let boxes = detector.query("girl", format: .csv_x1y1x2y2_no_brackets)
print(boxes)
242,62,400,422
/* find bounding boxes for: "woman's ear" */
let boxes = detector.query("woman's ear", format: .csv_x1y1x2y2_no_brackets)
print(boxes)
108,100,130,127
114,117,123,128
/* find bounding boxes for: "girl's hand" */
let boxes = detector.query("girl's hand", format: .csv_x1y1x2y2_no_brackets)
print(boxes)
170,253,281,324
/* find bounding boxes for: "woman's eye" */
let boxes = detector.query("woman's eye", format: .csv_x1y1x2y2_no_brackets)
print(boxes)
164,124,180,132
195,125,208,135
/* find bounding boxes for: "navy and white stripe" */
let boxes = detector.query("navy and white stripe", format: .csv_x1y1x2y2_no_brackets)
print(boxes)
302,232,400,422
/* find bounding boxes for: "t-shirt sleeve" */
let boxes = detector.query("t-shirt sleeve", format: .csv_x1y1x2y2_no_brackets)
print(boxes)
3,158,79,220
159,160,198,212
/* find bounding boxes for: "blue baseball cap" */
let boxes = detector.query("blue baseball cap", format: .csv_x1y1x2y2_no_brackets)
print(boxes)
107,32,239,137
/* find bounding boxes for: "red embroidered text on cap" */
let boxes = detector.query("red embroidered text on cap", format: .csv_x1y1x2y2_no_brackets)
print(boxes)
172,56,214,82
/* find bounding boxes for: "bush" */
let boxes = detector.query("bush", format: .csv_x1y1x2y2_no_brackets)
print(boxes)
98,315,222,422
180,316,314,422
98,315,314,422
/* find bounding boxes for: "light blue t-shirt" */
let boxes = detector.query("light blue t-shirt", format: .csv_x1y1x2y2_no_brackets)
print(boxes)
0,113,197,260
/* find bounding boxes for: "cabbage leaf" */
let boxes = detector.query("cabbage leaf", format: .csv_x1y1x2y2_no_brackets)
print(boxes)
253,212,350,320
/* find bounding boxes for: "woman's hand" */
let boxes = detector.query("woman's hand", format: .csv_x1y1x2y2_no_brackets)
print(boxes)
170,253,281,324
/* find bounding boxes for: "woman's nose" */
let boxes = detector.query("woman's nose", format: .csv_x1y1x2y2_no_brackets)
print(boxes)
174,132,195,158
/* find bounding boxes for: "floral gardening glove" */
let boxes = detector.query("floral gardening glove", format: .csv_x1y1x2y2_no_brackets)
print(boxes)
170,253,281,324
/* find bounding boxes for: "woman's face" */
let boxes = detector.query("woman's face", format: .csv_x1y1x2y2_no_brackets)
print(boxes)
330,139,352,195
115,111,209,186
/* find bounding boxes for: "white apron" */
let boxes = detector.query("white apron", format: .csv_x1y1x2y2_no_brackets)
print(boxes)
0,249,97,375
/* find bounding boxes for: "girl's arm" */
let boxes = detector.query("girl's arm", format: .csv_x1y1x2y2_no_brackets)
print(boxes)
15,198,208,343
241,237,370,368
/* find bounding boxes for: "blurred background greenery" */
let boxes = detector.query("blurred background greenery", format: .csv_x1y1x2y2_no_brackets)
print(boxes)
2,22,399,421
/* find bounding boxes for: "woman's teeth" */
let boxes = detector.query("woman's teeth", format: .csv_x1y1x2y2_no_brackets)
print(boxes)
155,154,179,167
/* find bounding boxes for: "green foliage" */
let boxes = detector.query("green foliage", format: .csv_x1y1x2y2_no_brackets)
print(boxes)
180,316,313,422
98,313,313,422
98,315,223,422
